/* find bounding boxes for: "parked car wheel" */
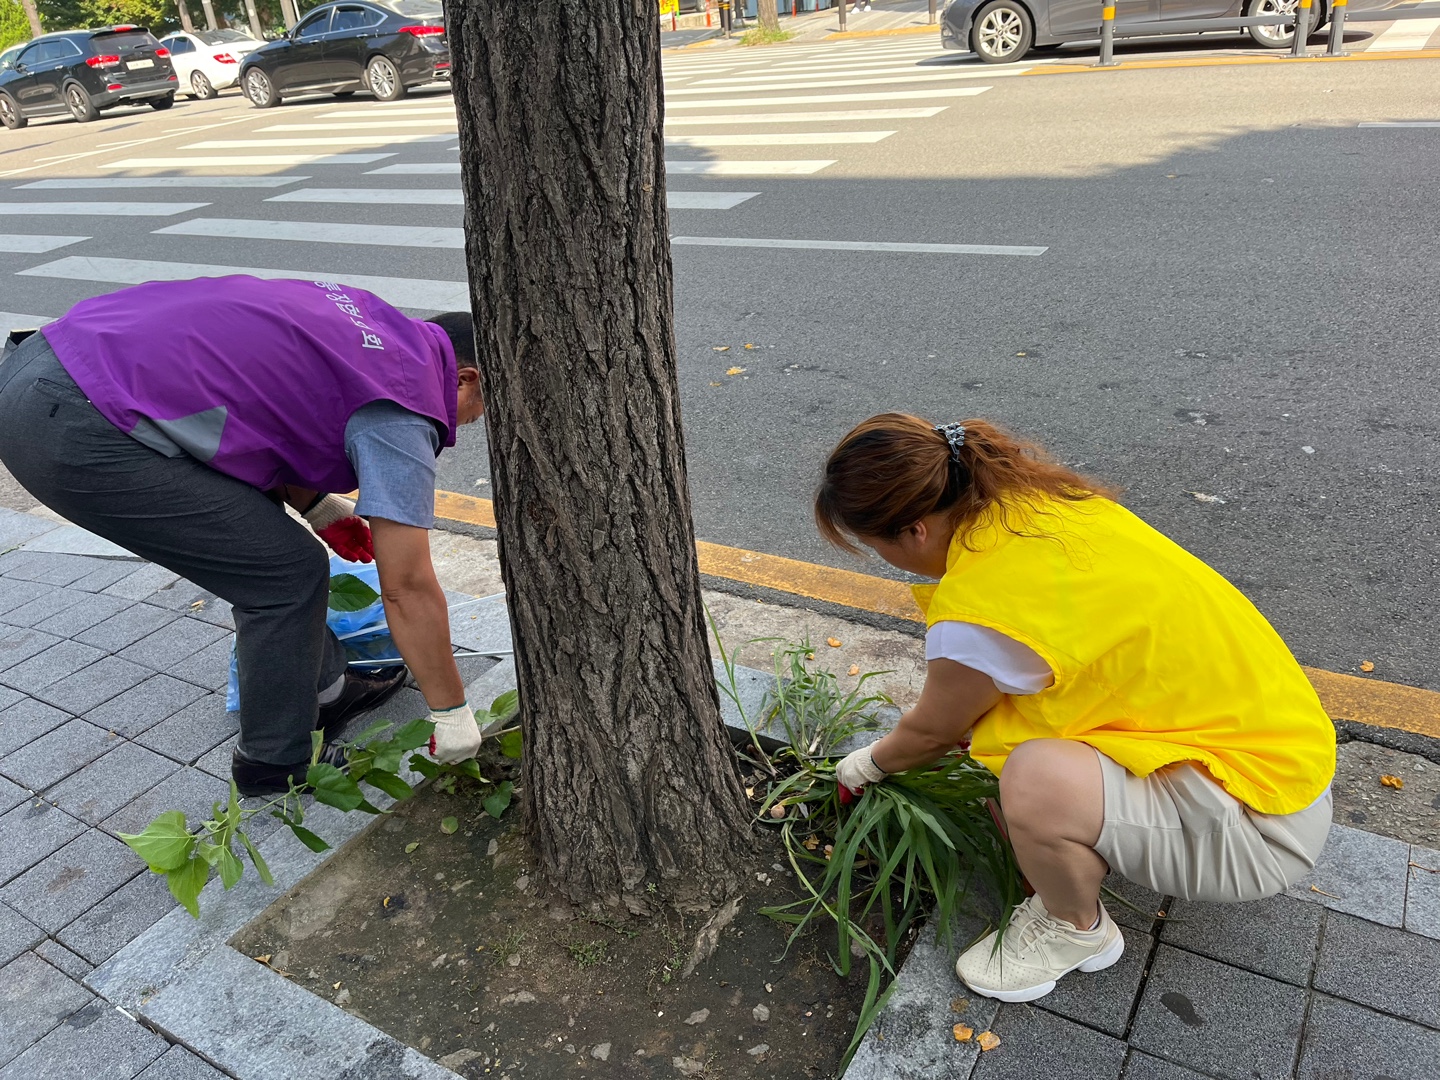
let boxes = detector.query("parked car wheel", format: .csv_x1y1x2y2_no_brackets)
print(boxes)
243,67,279,108
366,55,406,101
190,71,217,99
0,92,24,130
970,0,1034,63
64,82,100,122
1247,0,1323,46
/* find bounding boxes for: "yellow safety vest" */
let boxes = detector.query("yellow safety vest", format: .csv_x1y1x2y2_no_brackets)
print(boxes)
912,496,1335,815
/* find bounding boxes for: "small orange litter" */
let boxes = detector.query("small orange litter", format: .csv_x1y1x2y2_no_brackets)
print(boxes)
1380,775,1405,790
952,1024,973,1043
1360,660,1375,673
826,637,842,648
977,1031,1001,1052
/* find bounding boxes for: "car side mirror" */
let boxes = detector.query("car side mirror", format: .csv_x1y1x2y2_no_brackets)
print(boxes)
14,62,26,73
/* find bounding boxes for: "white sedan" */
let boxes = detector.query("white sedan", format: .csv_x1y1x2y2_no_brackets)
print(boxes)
157,28,265,100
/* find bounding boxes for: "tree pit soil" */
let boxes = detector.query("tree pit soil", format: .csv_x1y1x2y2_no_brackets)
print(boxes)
233,782,876,1079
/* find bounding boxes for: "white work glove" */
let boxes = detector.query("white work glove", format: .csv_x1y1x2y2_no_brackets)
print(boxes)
835,743,888,796
428,703,483,764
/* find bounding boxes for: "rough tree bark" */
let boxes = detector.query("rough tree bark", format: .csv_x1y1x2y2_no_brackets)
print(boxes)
19,0,41,38
758,0,781,31
446,1,756,911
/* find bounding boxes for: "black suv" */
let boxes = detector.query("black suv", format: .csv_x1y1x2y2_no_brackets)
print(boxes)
0,26,177,129
238,0,448,107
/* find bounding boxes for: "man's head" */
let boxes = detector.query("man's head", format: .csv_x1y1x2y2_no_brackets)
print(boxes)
427,312,484,425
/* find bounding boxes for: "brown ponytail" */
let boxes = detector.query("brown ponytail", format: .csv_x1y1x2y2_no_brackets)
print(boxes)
814,413,1116,554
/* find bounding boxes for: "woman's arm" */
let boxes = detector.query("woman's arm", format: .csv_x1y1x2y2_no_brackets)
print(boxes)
865,659,1002,774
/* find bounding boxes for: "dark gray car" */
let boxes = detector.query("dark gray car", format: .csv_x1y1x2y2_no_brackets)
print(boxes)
940,0,1322,61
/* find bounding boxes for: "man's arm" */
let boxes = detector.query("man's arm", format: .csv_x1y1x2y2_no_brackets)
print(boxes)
370,517,465,710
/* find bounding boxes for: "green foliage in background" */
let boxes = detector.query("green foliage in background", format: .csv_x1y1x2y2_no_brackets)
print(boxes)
1,1,32,50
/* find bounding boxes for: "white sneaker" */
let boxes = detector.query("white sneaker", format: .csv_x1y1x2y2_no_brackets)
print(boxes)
955,895,1124,1003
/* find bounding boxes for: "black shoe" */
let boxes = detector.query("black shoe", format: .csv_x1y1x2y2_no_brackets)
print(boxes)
232,742,349,798
316,665,408,740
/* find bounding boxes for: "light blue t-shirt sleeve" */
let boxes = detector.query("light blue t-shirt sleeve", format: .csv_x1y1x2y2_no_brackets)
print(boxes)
343,401,442,529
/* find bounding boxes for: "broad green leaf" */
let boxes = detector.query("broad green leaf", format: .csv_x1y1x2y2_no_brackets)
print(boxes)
118,810,195,873
328,572,380,612
349,719,393,745
238,829,274,886
407,754,439,779
225,782,243,828
364,770,413,801
369,742,405,774
489,690,519,723
307,763,365,812
196,840,224,866
289,824,331,852
482,780,514,820
497,729,523,760
390,717,435,753
440,816,458,834
167,856,210,918
404,841,420,854
310,729,324,766
218,846,244,890
452,758,485,782
355,798,384,816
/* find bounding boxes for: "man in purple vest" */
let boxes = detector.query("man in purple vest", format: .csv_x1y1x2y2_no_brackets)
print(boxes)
0,276,488,796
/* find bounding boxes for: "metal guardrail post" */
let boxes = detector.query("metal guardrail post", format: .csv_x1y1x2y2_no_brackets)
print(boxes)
838,0,848,31
1289,0,1314,55
1098,1,1118,65
1326,0,1349,54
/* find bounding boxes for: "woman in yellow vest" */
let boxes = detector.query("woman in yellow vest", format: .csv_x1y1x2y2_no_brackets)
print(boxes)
822,413,1334,1004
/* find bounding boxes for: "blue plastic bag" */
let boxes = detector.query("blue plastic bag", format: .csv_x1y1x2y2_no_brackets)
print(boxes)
226,556,400,713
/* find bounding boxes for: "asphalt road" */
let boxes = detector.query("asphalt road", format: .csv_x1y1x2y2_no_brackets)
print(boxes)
1,38,1437,688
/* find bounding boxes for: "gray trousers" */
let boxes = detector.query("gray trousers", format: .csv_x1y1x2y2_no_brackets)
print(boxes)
0,332,347,765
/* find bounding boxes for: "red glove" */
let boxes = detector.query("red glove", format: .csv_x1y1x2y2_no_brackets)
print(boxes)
316,517,374,563
837,784,857,806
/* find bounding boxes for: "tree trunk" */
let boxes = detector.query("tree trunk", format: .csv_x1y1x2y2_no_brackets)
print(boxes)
19,0,41,38
758,0,780,31
446,0,755,911
198,0,218,30
279,0,297,31
176,0,195,33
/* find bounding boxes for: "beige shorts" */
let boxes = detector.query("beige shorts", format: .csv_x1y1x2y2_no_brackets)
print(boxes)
1092,751,1332,903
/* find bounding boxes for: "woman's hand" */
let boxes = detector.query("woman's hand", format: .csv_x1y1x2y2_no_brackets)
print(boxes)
866,658,1003,776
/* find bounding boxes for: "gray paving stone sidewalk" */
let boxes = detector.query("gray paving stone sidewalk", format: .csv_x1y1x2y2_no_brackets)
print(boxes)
6,504,1440,1079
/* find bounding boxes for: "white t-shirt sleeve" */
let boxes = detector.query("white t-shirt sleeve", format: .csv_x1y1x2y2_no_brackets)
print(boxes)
925,621,1054,695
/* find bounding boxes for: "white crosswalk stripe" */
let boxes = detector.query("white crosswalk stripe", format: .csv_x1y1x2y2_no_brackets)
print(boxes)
671,236,1046,256
259,121,459,131
664,108,946,124
0,234,89,253
0,312,53,335
0,202,209,217
154,218,461,248
672,69,1015,93
665,131,894,146
99,155,395,167
17,177,309,189
1367,16,1440,49
19,256,468,311
266,188,760,210
364,159,841,176
666,87,991,108
183,135,455,149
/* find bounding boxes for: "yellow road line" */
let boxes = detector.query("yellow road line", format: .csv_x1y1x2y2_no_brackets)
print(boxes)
432,488,1440,738
1027,46,1440,73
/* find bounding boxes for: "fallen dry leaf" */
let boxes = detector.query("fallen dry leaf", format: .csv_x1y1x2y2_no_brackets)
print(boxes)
802,835,820,851
743,343,757,349
712,345,730,352
1360,660,1375,673
253,954,272,964
1380,774,1405,790
848,664,860,676
709,381,722,386
1187,491,1226,505
953,1024,974,1042
726,366,746,376
977,1031,1000,1052
826,637,842,648
950,997,969,1015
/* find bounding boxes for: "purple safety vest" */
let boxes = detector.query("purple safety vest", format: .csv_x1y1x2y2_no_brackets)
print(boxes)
41,276,458,494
